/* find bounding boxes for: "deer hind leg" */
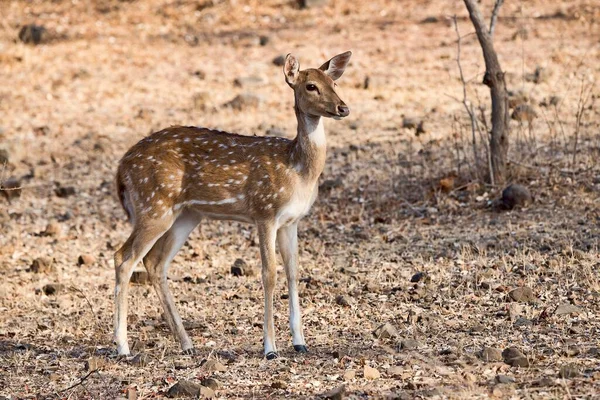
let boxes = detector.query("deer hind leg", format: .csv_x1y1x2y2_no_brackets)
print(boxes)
257,222,278,360
143,210,201,354
114,216,174,356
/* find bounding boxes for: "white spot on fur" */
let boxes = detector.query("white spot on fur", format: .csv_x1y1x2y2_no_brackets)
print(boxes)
174,197,238,210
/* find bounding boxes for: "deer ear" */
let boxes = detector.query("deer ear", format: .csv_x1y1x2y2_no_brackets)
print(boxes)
284,54,300,87
319,51,352,81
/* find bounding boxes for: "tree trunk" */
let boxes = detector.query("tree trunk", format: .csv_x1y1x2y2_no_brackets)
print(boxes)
463,0,510,185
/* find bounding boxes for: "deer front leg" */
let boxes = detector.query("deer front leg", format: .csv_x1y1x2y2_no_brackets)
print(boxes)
257,222,278,360
277,222,307,353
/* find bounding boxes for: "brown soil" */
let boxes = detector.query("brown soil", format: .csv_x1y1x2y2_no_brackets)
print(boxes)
1,0,599,398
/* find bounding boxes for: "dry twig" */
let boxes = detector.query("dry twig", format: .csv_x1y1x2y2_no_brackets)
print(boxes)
452,16,483,182
58,370,97,394
489,0,504,36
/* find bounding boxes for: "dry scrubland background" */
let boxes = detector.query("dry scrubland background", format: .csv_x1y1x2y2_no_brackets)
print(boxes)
0,0,599,398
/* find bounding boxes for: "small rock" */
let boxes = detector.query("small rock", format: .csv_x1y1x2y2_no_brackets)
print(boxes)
322,384,345,400
86,356,105,371
540,95,561,107
342,369,355,381
402,116,421,130
332,348,347,359
43,222,62,237
233,76,267,88
319,177,343,192
335,295,352,307
502,347,530,367
130,353,149,367
42,283,64,296
495,374,516,384
410,271,429,283
373,322,398,339
230,258,247,277
0,149,9,165
199,386,214,398
548,96,561,106
415,121,426,136
223,93,261,111
0,176,21,202
555,303,582,316
31,257,55,274
130,269,148,285
471,322,485,332
18,25,47,45
363,365,380,380
127,387,137,400
508,286,536,303
201,378,220,391
272,55,285,67
587,347,600,357
203,359,227,372
514,317,533,327
400,339,420,350
167,380,202,398
480,347,503,362
500,184,532,210
363,76,370,89
192,92,211,110
297,0,329,8
511,104,537,123
559,364,579,379
439,177,454,192
55,185,76,198
78,254,96,267
192,70,206,80
258,35,270,46
271,380,287,389
524,66,549,84
564,344,581,357
387,365,404,378
421,16,439,23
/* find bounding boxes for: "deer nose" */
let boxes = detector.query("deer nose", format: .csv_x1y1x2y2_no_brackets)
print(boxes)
337,104,350,117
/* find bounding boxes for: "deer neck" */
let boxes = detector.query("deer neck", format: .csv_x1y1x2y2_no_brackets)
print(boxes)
289,105,327,182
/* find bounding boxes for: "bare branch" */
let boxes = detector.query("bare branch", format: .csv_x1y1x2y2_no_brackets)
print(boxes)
59,370,97,394
453,16,485,182
572,77,596,168
489,0,504,37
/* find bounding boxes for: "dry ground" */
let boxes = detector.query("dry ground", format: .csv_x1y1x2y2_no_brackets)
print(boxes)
1,0,599,398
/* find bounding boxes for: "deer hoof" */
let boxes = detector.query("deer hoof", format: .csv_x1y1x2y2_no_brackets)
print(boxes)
182,348,198,356
294,345,308,353
265,351,278,360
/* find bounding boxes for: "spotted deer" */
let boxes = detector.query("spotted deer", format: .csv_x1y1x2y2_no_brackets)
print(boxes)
113,51,352,359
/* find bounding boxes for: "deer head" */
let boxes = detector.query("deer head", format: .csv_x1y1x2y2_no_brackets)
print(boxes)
284,51,351,120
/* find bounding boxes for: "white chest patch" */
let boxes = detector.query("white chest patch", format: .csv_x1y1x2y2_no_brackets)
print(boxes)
276,181,318,228
309,119,326,148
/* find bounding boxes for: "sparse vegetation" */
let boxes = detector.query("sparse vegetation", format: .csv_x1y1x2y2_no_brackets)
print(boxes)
0,0,598,398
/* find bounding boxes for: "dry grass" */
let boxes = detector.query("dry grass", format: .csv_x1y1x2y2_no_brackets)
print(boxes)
1,0,599,398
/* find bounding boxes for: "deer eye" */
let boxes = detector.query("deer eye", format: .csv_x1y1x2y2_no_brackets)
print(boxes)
306,84,317,91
